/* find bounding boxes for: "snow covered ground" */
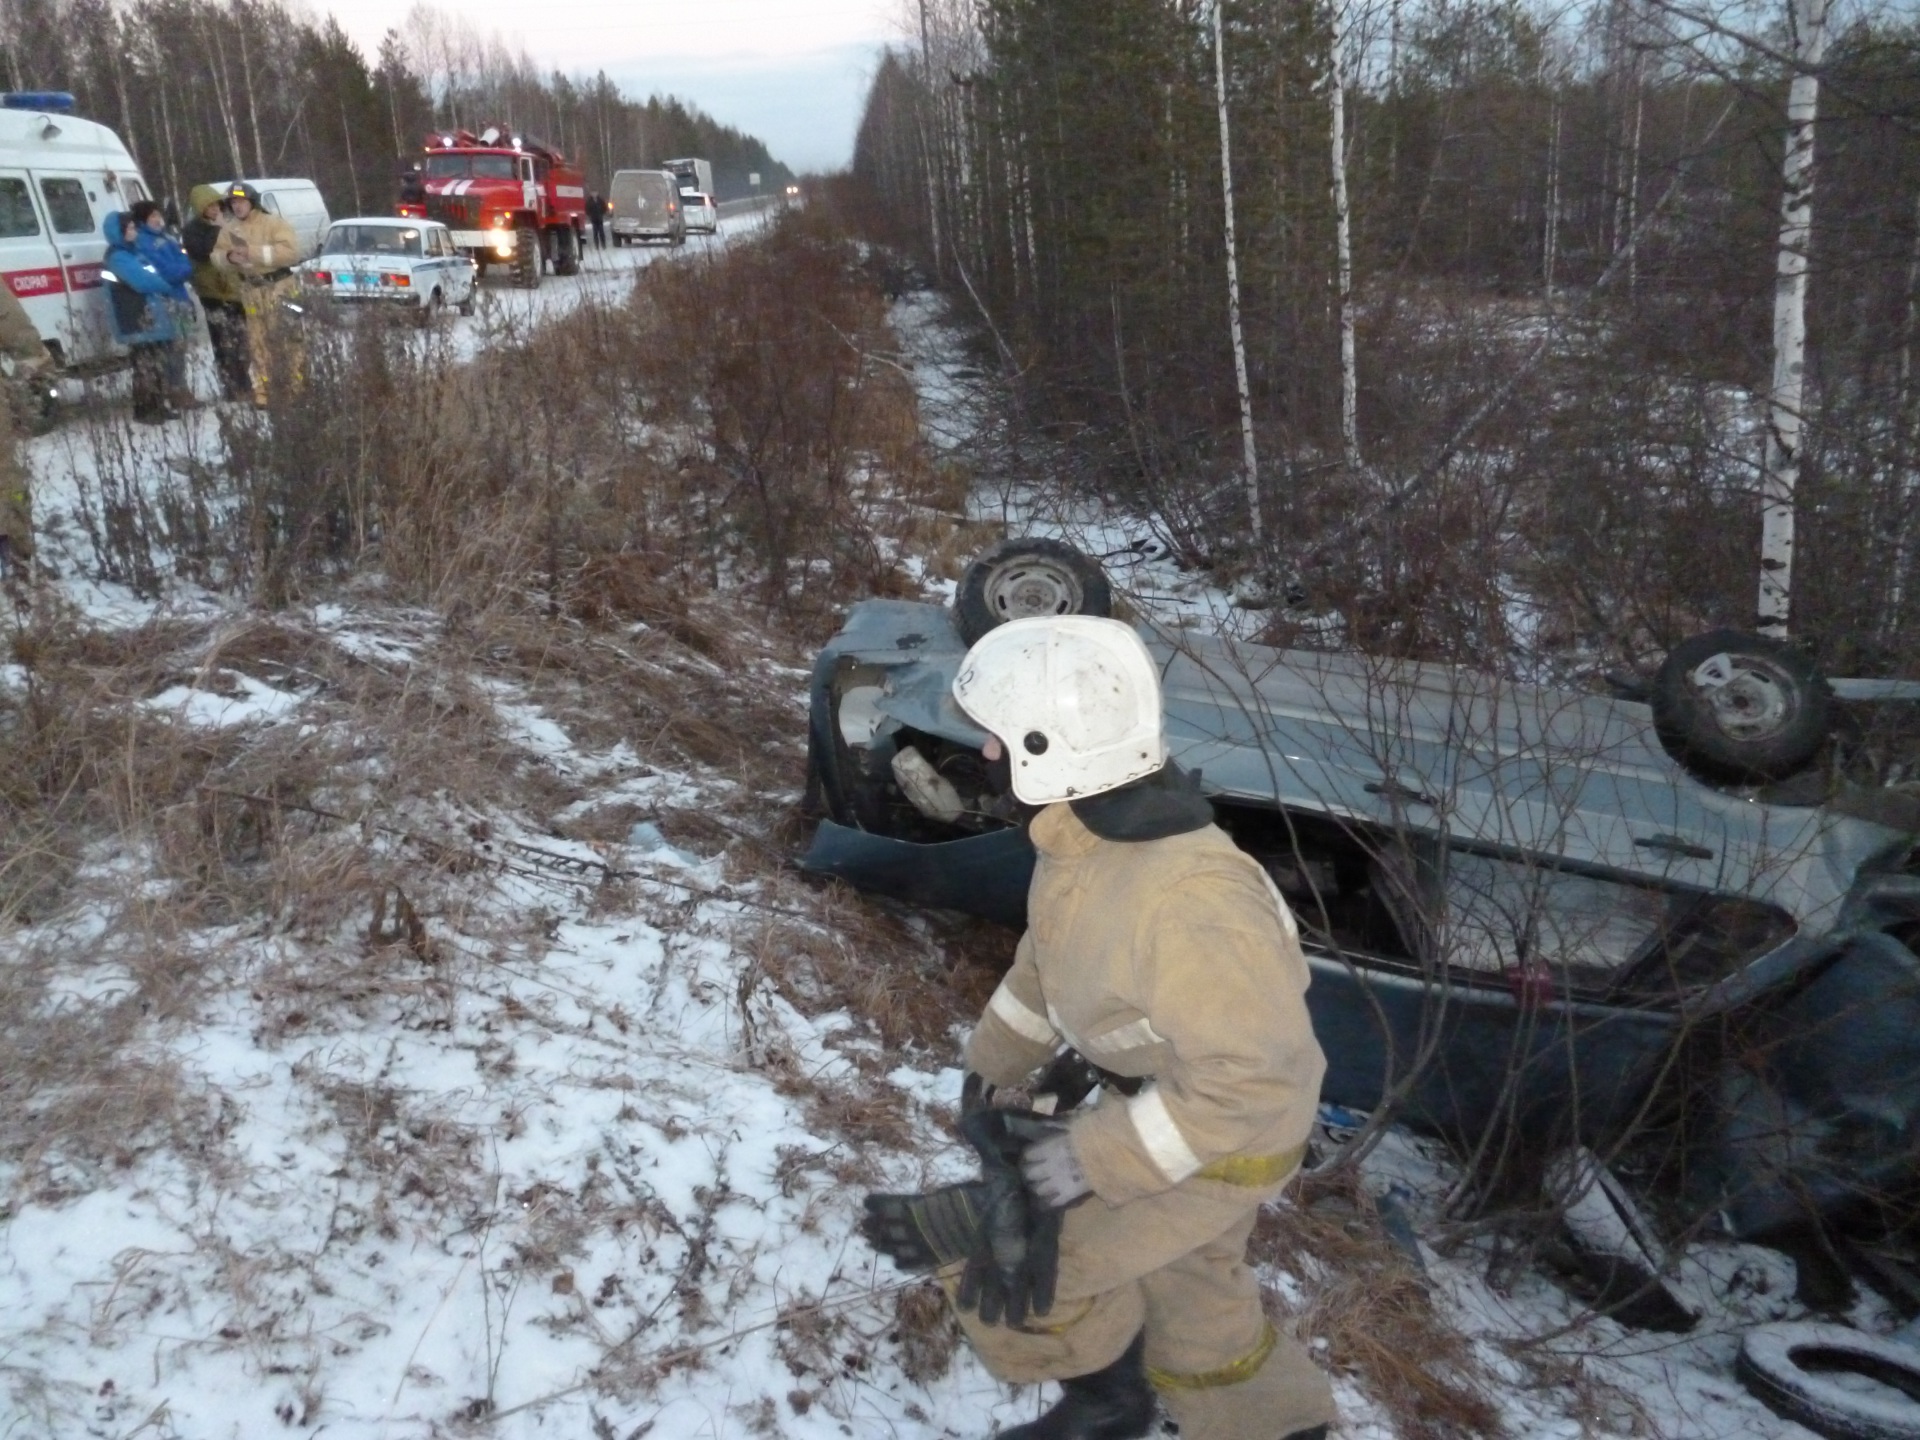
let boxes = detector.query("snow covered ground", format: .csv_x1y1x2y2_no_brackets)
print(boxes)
0,235,1894,1440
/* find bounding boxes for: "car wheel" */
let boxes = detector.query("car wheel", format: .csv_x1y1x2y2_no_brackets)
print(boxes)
1737,1322,1920,1440
457,289,476,317
1651,629,1831,782
553,225,581,277
514,224,541,289
954,537,1114,646
417,288,445,328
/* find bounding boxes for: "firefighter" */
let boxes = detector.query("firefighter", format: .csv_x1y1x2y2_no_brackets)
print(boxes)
212,182,306,406
864,616,1337,1440
183,184,251,402
0,279,50,580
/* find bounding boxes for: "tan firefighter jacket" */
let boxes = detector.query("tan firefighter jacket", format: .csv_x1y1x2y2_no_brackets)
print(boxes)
214,207,304,279
965,802,1327,1207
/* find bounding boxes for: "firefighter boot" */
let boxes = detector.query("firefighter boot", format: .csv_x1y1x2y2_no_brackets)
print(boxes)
999,1332,1155,1440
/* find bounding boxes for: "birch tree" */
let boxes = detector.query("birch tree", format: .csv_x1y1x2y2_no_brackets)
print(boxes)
1756,0,1832,638
1213,0,1262,541
1328,0,1361,476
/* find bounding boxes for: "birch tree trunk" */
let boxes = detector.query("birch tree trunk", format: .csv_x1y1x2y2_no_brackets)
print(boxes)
1756,0,1832,638
207,22,248,178
1882,188,1920,635
238,12,267,177
1213,0,1262,542
1543,87,1562,307
1328,0,1361,476
917,0,945,282
1623,53,1644,298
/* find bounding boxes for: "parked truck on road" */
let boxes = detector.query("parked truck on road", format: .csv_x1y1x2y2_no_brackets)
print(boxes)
662,157,713,200
398,126,586,289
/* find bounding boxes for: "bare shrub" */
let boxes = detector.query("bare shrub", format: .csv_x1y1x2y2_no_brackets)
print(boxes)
1255,1174,1506,1440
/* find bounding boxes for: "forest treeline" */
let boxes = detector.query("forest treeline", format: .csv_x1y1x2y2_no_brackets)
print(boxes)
849,0,1920,673
0,0,792,213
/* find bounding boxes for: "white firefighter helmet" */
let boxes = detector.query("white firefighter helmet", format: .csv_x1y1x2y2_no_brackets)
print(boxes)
952,616,1166,805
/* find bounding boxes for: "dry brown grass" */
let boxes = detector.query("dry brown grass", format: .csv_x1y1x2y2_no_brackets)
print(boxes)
1254,1170,1507,1439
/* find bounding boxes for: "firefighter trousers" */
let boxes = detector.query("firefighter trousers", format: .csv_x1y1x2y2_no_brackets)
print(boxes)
242,277,300,406
947,1173,1336,1440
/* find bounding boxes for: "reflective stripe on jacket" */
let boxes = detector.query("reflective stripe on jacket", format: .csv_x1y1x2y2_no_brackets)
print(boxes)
965,803,1326,1207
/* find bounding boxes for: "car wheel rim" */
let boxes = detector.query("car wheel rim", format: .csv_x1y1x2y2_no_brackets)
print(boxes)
1691,653,1792,740
985,559,1085,621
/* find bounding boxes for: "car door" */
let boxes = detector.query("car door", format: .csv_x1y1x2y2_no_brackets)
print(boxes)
0,170,64,355
432,226,471,300
35,171,111,362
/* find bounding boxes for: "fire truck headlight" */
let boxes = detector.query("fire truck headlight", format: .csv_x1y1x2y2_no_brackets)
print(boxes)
491,228,513,256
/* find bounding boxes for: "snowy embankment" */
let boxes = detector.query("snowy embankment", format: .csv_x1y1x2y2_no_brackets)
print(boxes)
0,233,1873,1440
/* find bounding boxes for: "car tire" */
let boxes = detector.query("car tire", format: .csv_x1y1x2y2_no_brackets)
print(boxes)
954,538,1114,646
1737,1322,1920,1440
417,288,445,328
457,290,475,317
514,224,541,289
1651,629,1831,782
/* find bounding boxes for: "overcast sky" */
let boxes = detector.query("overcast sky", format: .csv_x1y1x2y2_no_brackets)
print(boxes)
315,0,905,173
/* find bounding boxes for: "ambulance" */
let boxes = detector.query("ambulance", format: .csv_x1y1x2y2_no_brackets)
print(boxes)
0,92,155,369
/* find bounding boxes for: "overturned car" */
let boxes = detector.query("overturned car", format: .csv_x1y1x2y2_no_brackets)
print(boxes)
801,545,1920,1243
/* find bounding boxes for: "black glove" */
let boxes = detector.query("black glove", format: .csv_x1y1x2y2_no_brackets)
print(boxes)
955,1107,1063,1326
960,1070,997,1116
862,1182,990,1270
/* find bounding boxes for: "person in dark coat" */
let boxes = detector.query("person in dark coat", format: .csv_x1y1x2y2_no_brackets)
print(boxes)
102,210,187,423
586,192,607,250
182,184,249,402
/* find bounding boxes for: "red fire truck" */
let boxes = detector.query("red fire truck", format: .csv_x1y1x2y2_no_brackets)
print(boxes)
398,126,587,289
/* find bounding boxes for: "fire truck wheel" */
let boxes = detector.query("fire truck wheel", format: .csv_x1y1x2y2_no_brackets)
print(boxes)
514,224,541,289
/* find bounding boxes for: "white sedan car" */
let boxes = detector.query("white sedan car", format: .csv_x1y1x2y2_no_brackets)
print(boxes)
303,218,478,319
679,191,718,236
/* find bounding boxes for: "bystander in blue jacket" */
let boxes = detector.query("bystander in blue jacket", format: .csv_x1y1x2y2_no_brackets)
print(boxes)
129,199,194,293
103,210,185,422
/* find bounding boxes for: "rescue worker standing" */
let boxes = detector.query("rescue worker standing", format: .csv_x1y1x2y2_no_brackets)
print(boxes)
183,184,250,402
865,616,1337,1440
0,281,52,580
212,182,305,406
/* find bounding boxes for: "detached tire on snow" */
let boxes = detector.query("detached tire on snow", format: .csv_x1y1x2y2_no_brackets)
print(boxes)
1651,628,1831,782
1737,1322,1920,1440
954,538,1113,646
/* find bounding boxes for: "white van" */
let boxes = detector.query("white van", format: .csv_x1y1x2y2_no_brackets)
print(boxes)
0,92,155,368
608,170,683,247
213,178,331,258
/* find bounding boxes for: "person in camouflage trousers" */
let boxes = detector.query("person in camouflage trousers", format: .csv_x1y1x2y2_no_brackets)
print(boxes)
0,280,52,580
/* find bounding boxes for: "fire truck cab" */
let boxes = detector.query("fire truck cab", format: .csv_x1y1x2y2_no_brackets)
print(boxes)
400,127,586,290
